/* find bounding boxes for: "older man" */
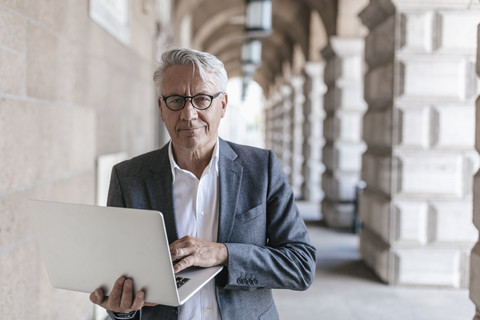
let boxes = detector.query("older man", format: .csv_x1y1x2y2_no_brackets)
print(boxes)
90,48,316,320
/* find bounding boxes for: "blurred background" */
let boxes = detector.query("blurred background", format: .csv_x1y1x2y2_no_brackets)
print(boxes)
1,0,480,319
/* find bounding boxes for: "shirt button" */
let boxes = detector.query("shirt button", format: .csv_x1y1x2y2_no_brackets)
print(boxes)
205,306,211,312
201,211,206,216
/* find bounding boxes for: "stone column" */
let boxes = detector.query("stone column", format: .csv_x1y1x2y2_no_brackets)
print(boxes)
267,90,283,161
280,84,293,179
321,37,367,228
359,0,479,288
264,98,273,150
302,62,326,203
290,76,306,198
471,23,480,318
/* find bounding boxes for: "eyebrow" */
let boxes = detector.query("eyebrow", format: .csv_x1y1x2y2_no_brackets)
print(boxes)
162,91,212,97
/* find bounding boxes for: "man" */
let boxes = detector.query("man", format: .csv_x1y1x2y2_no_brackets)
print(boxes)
90,48,316,320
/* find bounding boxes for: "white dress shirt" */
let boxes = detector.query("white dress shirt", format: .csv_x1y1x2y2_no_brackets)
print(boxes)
168,140,221,320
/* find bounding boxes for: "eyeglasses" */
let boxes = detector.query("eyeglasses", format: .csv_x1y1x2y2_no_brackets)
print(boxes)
162,92,224,111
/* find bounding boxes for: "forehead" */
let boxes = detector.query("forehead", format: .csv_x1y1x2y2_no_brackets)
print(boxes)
161,65,214,94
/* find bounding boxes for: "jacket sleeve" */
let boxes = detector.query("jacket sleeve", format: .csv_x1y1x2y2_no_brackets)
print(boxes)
222,150,316,291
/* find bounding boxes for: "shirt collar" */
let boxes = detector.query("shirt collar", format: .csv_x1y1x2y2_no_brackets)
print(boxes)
168,138,220,182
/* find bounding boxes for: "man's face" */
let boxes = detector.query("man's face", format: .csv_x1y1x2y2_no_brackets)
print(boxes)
159,65,227,154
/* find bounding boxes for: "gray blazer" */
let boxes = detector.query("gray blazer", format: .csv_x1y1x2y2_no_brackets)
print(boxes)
106,139,316,320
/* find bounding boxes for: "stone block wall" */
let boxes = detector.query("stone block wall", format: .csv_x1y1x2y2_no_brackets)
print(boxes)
471,23,480,319
359,0,479,288
0,1,158,318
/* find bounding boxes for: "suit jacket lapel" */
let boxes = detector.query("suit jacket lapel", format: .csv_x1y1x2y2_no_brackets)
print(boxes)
217,139,243,243
145,144,179,243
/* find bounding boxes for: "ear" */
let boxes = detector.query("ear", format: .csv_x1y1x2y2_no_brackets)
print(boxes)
158,97,165,121
220,93,228,118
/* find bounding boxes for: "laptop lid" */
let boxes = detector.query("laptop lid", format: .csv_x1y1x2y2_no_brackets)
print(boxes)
27,200,222,306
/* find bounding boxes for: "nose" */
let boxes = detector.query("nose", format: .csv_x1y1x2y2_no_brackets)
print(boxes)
180,98,198,121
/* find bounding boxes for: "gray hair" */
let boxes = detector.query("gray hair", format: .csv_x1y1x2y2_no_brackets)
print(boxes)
153,48,228,95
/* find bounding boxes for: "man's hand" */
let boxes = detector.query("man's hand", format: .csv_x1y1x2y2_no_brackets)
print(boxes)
170,236,228,273
89,276,146,313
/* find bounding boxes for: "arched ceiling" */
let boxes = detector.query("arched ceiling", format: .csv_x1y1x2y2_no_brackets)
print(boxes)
170,0,338,96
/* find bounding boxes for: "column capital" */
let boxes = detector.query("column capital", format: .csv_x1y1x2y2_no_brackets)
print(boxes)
280,83,292,96
290,75,305,89
330,37,364,56
303,61,325,78
322,37,365,59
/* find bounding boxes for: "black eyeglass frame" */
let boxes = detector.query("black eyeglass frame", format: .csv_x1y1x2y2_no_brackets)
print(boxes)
161,92,224,111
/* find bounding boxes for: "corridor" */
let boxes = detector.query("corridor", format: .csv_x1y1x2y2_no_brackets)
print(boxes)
2,0,480,318
273,202,474,320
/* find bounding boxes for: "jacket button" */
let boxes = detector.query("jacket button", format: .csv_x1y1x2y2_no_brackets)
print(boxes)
254,279,258,285
248,279,254,285
237,277,243,284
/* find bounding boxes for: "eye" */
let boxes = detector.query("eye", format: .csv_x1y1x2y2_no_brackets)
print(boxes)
195,95,209,102
167,96,184,104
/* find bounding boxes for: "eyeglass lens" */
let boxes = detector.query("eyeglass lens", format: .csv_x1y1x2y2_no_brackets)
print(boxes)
166,94,212,110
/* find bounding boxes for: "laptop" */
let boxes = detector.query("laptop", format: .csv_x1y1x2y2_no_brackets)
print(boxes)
27,199,223,306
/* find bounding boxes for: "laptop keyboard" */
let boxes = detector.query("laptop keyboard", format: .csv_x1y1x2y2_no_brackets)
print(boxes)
176,276,190,288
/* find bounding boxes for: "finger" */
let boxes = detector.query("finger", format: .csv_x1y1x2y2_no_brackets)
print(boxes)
144,302,158,307
170,243,185,261
170,236,197,260
171,246,190,262
120,278,134,310
107,276,126,309
90,288,105,307
173,256,195,273
131,290,145,310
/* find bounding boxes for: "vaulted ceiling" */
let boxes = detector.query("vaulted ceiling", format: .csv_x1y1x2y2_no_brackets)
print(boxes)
170,0,338,95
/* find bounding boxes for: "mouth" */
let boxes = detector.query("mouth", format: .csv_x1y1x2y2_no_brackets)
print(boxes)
177,126,203,136
178,127,199,131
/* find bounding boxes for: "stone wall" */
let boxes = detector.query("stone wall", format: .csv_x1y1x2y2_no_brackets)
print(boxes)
0,1,158,318
359,0,479,288
471,23,480,320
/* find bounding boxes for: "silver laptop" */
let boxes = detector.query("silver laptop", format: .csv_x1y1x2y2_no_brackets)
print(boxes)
27,199,223,306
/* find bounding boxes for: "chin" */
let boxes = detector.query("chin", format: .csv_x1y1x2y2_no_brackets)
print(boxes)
178,136,203,149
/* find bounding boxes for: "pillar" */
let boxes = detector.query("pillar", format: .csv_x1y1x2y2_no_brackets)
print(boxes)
321,37,367,228
302,62,326,203
266,90,283,161
359,0,479,288
280,84,293,179
264,98,273,150
290,76,306,198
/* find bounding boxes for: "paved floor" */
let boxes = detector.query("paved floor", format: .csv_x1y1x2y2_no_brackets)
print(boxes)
273,203,475,320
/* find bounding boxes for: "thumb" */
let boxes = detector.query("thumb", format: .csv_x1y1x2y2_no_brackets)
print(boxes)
90,288,106,307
